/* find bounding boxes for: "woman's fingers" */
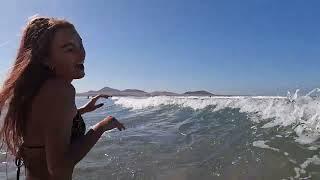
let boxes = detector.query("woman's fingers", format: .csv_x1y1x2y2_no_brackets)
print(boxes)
103,116,125,131
89,94,111,107
95,103,104,108
117,123,125,131
94,94,112,100
113,119,125,131
91,94,112,105
92,95,100,102
101,94,112,98
119,123,126,130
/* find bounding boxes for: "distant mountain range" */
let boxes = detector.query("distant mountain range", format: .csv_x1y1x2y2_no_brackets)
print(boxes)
77,87,215,97
183,91,215,96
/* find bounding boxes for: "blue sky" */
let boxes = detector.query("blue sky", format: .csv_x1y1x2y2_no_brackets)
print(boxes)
0,0,320,95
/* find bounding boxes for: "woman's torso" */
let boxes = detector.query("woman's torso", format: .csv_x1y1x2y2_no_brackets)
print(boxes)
19,82,86,180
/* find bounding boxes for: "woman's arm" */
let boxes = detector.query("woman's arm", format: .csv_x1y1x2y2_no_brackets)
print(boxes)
41,80,124,179
67,117,122,165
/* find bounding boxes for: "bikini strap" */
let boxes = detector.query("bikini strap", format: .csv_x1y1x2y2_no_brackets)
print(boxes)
15,157,23,180
15,146,24,180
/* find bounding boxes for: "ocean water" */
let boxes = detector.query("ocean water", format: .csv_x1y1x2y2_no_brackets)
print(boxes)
2,89,320,179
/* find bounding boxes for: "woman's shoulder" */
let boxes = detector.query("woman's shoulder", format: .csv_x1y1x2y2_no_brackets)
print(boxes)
33,79,76,116
40,79,75,97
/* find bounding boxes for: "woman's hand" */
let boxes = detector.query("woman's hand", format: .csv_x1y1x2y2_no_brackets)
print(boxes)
79,94,111,114
98,116,126,132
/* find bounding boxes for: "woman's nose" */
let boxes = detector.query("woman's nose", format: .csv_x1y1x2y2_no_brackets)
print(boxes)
79,44,86,60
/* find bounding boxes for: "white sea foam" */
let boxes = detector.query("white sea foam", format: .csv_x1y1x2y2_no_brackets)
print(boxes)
112,89,320,144
293,155,320,178
307,146,318,151
252,140,280,152
300,155,320,169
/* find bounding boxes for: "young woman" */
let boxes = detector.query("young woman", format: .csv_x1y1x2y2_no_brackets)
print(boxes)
0,16,125,180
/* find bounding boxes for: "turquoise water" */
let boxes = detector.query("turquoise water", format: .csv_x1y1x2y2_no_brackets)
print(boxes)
2,92,320,179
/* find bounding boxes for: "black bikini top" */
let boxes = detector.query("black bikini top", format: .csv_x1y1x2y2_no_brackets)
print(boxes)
70,111,86,142
25,111,86,149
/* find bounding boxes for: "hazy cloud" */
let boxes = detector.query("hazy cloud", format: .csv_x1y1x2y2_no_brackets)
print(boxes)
28,13,40,21
0,40,9,48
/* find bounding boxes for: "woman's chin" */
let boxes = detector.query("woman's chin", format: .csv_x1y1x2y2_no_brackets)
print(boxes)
74,72,85,79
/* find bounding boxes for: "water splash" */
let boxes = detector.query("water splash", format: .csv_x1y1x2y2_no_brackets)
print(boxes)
305,88,320,97
112,88,320,144
287,89,299,102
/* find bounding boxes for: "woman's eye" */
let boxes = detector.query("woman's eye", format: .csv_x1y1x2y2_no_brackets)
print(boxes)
66,48,74,52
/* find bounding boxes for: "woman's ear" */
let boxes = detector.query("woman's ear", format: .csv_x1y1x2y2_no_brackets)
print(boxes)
42,57,51,66
41,57,55,70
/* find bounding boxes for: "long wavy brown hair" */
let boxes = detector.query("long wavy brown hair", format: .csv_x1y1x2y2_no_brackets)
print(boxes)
0,16,74,156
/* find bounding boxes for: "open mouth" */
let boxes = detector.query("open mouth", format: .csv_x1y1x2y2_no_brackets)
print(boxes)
75,64,84,70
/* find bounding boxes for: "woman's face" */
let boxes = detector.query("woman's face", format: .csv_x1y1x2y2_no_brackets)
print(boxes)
48,27,86,80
